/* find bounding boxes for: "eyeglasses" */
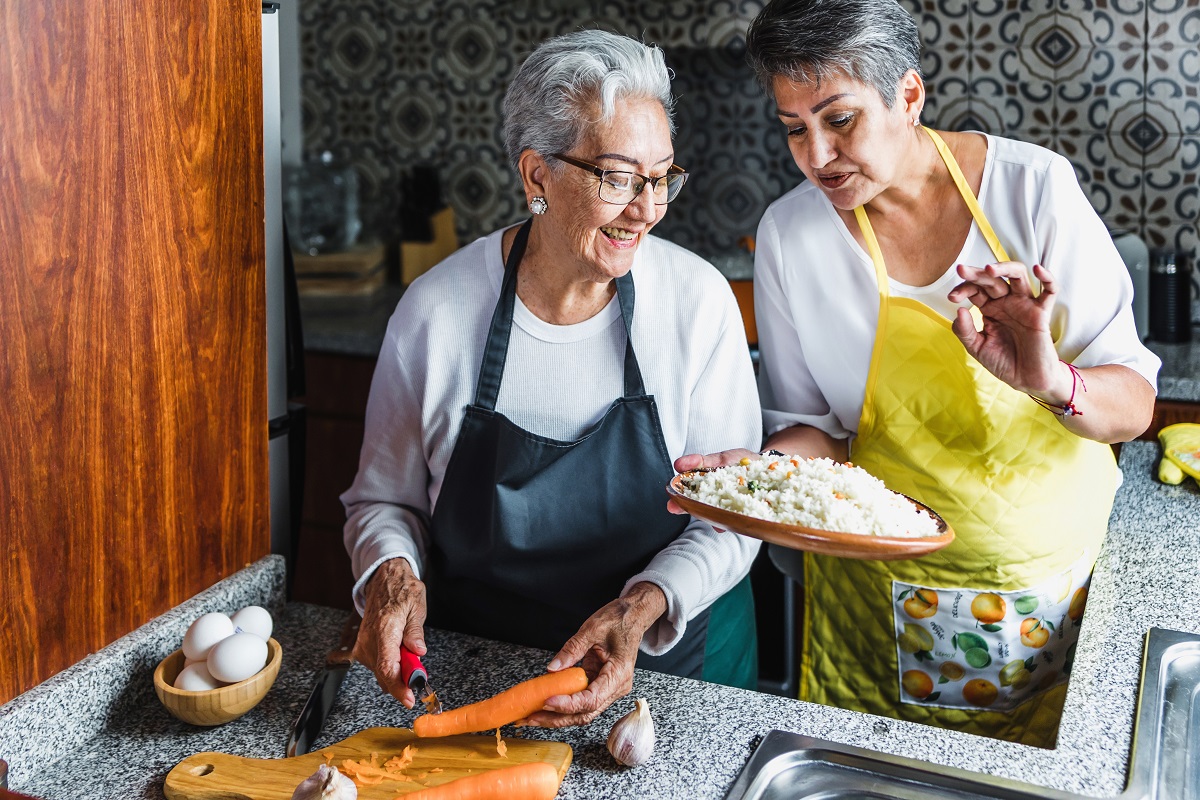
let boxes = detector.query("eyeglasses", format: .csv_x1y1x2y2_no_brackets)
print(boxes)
551,153,689,205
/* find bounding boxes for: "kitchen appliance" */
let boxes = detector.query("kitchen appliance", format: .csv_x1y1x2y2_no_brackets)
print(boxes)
263,3,308,591
286,617,359,757
1110,228,1150,341
1150,249,1192,343
166,728,572,799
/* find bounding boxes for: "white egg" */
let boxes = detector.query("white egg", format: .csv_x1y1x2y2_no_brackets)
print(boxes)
207,632,268,684
174,661,225,692
230,605,273,641
182,612,234,661
183,655,204,668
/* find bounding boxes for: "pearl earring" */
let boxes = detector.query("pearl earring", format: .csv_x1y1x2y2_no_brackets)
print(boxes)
529,196,548,215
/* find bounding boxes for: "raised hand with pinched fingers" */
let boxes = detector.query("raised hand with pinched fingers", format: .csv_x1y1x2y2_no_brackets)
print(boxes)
947,261,1074,402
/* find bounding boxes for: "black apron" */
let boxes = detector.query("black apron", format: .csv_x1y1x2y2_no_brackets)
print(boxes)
425,219,711,678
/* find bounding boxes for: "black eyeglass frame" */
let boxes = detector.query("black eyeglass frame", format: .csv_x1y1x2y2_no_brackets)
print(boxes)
550,153,689,205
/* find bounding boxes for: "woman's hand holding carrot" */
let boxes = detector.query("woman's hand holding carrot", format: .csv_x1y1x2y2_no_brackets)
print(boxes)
355,557,428,708
413,667,588,737
523,581,668,728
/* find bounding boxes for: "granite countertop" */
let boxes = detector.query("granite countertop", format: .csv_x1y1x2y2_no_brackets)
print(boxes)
300,285,405,357
3,441,1197,799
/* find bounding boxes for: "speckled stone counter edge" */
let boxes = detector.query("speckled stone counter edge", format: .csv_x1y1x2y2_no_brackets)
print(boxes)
0,555,286,783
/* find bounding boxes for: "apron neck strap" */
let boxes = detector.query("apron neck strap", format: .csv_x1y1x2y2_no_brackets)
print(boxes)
854,126,1011,296
923,127,1009,263
472,219,646,411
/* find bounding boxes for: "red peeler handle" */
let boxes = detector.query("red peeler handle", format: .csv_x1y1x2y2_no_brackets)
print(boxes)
399,645,428,687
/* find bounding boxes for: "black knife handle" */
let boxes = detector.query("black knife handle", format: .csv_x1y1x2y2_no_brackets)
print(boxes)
328,615,360,668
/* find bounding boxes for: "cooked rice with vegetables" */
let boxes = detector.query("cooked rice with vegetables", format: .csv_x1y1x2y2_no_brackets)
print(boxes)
678,456,941,538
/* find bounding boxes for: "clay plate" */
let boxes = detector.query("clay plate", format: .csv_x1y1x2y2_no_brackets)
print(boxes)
667,473,954,561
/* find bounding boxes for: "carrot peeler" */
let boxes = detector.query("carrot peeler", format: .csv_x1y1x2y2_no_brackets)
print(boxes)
400,645,443,714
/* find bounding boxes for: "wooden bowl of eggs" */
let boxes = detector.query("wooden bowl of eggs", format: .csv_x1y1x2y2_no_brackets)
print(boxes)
153,606,281,726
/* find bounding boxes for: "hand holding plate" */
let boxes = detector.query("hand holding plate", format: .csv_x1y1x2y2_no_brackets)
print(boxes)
669,448,759,515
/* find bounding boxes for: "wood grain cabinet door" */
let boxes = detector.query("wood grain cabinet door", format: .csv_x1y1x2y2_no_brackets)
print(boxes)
0,2,268,703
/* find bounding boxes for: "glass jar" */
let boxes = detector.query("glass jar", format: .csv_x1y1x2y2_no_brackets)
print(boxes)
283,151,362,255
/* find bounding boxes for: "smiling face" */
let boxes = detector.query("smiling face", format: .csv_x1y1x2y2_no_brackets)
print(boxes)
772,71,923,210
534,95,674,282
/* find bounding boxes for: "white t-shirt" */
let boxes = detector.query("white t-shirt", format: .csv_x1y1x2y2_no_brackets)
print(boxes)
341,227,763,654
755,133,1161,440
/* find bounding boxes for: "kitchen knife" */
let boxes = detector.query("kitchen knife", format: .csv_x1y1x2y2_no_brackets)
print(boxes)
400,645,443,714
285,615,360,757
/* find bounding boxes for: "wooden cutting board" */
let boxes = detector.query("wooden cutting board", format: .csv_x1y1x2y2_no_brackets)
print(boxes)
163,727,572,799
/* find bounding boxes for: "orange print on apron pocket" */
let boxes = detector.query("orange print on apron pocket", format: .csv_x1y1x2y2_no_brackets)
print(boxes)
892,553,1091,712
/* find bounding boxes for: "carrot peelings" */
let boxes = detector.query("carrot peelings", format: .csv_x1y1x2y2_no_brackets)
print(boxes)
413,667,588,737
397,761,561,800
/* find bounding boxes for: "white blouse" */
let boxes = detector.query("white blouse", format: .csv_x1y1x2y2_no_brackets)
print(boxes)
755,133,1161,440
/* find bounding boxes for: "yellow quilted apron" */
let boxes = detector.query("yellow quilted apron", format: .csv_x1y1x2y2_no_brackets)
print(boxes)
799,128,1119,747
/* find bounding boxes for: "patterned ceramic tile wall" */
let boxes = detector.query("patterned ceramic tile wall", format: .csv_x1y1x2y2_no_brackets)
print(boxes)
298,0,785,257
300,0,1200,295
908,0,1200,303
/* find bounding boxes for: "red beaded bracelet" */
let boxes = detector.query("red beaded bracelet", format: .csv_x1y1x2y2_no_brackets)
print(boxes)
1030,361,1086,417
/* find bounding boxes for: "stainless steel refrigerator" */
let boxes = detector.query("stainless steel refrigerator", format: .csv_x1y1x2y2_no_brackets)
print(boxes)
263,2,307,591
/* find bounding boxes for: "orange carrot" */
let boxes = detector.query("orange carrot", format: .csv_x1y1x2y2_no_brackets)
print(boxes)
413,667,588,738
397,762,561,800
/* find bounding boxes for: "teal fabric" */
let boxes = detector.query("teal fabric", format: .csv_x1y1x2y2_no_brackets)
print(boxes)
702,574,758,690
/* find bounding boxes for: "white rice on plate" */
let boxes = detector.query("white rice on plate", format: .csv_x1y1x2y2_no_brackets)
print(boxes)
678,456,940,538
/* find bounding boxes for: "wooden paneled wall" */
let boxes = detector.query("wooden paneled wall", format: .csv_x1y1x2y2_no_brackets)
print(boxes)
0,2,269,704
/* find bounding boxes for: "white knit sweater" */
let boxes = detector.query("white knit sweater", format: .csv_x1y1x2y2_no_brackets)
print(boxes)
341,226,763,654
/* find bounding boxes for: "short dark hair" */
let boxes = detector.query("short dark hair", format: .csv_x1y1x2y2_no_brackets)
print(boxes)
745,0,921,107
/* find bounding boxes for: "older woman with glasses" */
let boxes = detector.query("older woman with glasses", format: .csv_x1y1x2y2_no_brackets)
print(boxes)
341,29,763,727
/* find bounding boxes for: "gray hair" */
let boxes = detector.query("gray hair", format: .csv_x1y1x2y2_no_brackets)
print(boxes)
502,29,676,172
745,0,921,107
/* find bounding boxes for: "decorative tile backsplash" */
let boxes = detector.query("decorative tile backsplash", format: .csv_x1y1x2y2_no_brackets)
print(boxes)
300,0,1199,298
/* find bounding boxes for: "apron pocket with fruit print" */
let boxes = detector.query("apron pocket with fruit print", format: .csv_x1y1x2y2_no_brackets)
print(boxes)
892,555,1092,712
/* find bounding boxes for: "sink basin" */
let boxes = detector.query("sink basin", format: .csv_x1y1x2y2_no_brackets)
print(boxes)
1127,628,1200,800
724,627,1200,800
722,730,1078,800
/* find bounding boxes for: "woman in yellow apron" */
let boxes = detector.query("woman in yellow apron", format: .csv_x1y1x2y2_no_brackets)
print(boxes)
674,0,1160,747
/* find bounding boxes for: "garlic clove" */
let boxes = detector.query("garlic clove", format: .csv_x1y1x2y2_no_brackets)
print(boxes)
606,696,655,767
291,763,358,800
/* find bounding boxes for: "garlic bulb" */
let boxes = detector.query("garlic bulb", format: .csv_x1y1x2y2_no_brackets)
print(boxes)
606,696,655,766
291,764,357,800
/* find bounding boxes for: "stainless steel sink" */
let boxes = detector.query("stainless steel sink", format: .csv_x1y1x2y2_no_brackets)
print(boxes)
1127,628,1200,800
725,627,1200,800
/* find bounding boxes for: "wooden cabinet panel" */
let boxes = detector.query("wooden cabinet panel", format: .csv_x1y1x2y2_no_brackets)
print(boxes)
1138,399,1200,440
290,353,377,610
729,279,757,346
0,2,268,703
302,417,367,528
300,352,377,418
